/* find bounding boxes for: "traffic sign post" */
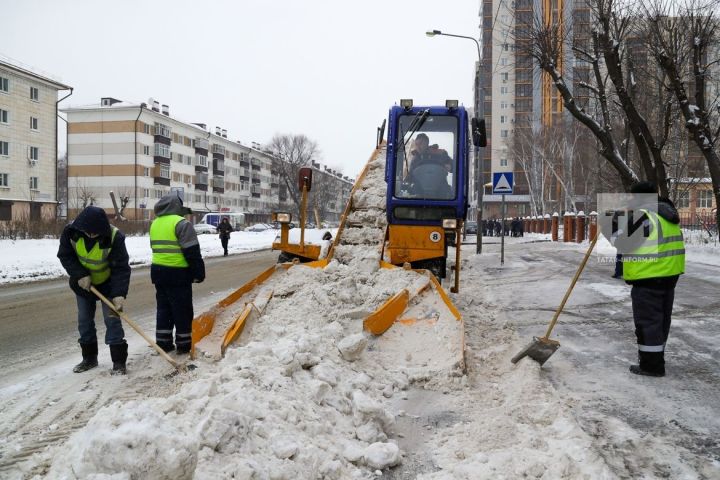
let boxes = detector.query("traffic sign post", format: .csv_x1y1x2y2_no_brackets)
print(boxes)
492,172,513,266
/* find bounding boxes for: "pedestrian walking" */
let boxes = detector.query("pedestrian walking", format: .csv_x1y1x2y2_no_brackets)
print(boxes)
150,194,205,354
605,181,685,377
57,206,131,375
217,217,233,256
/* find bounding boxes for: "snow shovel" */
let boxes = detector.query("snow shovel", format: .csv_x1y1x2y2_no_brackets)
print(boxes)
511,231,600,366
90,286,193,373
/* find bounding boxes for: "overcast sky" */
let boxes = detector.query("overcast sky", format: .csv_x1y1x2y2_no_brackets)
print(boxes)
4,0,480,177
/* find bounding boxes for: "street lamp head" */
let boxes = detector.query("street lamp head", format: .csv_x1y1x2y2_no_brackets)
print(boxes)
426,30,442,37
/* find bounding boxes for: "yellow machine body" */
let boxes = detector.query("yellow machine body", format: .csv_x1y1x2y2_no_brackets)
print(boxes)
385,224,447,265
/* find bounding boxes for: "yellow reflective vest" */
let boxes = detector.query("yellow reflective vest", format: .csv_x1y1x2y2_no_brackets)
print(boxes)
150,215,190,268
71,227,118,285
623,209,685,281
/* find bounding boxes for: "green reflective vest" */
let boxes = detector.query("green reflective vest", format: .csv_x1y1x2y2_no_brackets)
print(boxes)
150,215,189,268
72,227,118,285
623,209,685,281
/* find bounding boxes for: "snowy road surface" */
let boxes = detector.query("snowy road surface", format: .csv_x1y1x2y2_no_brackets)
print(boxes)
0,237,718,479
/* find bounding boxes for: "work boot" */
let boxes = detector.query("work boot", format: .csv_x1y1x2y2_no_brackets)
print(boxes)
73,342,98,373
110,342,128,375
629,365,665,377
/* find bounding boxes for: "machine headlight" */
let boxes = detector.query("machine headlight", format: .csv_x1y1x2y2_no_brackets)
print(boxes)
442,218,457,229
273,212,292,223
400,99,414,110
445,99,459,109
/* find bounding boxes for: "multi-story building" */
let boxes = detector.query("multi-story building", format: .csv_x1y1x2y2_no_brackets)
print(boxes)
479,0,591,217
64,98,352,223
0,59,72,221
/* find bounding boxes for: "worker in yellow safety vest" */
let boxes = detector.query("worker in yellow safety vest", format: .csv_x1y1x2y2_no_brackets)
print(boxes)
57,206,131,374
606,181,685,377
149,194,205,354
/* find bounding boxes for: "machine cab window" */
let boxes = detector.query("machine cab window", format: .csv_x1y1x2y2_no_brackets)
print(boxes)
394,115,458,201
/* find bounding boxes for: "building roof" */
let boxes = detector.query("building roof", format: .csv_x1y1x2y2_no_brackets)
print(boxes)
0,58,72,90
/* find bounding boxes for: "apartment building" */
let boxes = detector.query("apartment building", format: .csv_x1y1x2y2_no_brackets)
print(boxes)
64,98,352,223
479,0,591,217
0,59,72,220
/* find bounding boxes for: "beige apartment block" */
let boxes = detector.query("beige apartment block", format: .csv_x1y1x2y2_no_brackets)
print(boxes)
64,98,353,224
0,60,72,221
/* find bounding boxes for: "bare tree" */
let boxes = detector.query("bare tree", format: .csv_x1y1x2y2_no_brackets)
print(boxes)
69,179,96,212
639,0,720,236
267,134,320,216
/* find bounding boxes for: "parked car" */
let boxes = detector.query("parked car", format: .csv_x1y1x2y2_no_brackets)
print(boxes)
194,223,217,234
465,221,478,235
247,223,269,232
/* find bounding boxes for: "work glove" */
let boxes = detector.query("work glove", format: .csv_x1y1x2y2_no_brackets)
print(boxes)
77,276,92,291
112,296,125,312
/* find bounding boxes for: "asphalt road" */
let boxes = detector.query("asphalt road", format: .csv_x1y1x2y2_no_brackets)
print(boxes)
0,249,278,381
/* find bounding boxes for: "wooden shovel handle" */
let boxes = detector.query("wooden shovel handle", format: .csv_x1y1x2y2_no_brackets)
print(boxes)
543,232,600,339
90,286,184,371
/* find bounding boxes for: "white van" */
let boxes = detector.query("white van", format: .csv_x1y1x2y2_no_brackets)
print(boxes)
200,212,246,230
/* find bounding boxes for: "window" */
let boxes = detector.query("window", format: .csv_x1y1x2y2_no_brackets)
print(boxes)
500,86,508,94
503,43,509,51
0,173,8,187
143,188,150,198
501,101,508,109
154,122,171,138
0,76,8,92
29,146,39,161
697,189,713,208
195,154,208,167
0,141,8,156
144,124,152,134
500,57,508,66
0,109,8,124
30,117,38,131
29,176,38,190
500,157,508,167
501,73,509,81
30,87,39,101
500,115,507,123
143,167,150,177
501,130,509,138
154,143,170,158
677,190,690,208
159,163,170,179
143,145,150,155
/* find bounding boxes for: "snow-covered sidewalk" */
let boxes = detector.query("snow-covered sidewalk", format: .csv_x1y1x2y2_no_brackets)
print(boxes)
0,229,333,285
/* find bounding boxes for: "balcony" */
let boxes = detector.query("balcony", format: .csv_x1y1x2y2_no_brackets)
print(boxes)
153,164,171,186
154,123,172,144
212,176,225,193
194,172,208,191
212,144,226,156
213,159,225,175
194,137,209,151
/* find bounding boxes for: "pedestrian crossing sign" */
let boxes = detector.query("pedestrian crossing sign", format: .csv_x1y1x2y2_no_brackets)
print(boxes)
492,172,514,194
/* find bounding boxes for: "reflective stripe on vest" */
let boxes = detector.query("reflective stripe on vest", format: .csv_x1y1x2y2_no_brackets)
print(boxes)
623,209,685,281
150,215,189,268
71,227,118,285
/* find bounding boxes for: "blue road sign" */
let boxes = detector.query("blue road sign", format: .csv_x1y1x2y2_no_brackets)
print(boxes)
492,172,514,195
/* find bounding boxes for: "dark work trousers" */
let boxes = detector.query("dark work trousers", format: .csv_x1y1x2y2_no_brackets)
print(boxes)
221,237,229,256
155,283,194,351
76,294,125,345
631,285,675,373
614,254,624,278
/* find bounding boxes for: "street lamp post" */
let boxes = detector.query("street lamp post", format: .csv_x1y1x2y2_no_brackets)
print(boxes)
426,29,484,254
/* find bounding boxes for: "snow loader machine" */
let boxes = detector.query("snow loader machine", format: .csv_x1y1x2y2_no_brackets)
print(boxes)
190,99,487,372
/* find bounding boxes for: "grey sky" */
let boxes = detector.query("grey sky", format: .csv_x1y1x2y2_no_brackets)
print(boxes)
4,0,480,177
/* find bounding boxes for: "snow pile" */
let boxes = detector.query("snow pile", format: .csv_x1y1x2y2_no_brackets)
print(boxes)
45,259,453,479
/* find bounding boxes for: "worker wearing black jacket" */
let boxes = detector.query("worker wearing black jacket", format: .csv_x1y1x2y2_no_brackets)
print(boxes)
150,194,205,354
57,206,131,375
603,182,685,377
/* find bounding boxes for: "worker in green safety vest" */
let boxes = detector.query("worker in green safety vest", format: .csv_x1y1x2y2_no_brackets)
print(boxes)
57,206,131,375
150,194,205,354
604,181,685,377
